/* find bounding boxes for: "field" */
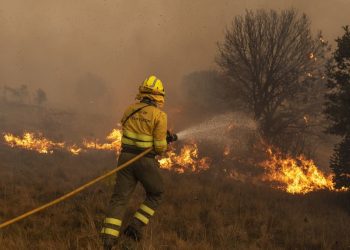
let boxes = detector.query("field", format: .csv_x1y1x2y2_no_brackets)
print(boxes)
0,146,349,250
0,103,349,250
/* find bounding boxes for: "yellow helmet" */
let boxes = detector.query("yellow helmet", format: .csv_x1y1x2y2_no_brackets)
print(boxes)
139,75,165,96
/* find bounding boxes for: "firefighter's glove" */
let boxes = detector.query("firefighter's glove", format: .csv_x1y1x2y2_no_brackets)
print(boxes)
166,130,178,144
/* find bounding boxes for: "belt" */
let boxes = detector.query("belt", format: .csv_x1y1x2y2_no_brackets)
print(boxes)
121,144,157,158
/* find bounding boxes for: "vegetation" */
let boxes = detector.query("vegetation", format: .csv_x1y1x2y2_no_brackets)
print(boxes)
34,89,47,106
324,26,350,188
1,8,350,250
1,85,47,107
0,148,349,250
217,9,328,149
179,70,234,123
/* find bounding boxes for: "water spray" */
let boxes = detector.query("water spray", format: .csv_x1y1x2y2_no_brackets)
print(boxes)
176,112,257,143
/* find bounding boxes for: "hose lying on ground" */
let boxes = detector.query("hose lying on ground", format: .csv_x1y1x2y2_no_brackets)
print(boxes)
0,148,153,229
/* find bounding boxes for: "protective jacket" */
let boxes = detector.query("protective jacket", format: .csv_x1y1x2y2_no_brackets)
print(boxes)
121,100,167,154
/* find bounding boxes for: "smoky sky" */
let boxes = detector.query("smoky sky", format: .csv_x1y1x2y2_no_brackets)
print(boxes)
0,0,349,113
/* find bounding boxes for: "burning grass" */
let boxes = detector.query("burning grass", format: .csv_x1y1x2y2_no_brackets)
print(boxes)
2,129,347,195
82,128,122,153
3,129,122,155
0,147,349,249
3,132,65,154
261,148,348,194
158,143,210,173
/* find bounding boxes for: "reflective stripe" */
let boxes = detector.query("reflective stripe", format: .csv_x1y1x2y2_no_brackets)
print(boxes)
140,204,155,216
134,212,149,225
149,76,158,88
104,217,122,226
154,140,167,147
123,130,153,142
101,227,120,237
122,137,153,148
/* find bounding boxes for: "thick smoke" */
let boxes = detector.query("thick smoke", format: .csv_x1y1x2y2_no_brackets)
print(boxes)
0,0,349,116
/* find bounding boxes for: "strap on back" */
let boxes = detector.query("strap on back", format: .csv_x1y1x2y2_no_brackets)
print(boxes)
122,105,150,126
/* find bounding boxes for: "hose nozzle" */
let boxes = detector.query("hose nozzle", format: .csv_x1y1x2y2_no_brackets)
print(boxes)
166,131,178,144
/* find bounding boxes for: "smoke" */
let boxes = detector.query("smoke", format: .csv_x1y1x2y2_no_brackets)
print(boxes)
0,0,349,115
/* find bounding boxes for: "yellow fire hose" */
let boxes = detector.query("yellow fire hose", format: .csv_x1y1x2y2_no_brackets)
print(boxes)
0,148,153,229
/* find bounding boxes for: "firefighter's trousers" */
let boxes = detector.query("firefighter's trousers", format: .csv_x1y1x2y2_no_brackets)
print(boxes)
101,152,164,239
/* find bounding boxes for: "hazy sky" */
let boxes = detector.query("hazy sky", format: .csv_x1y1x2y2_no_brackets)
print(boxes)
0,0,349,111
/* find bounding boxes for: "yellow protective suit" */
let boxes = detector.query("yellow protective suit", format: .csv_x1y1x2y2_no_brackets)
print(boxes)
121,101,167,154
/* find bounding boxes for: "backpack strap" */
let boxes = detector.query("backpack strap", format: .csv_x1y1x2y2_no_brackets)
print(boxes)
122,105,150,126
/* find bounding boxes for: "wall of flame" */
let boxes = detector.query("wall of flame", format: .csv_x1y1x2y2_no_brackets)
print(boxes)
2,129,348,194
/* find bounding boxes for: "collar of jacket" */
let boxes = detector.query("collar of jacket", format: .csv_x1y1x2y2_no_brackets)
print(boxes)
140,97,157,107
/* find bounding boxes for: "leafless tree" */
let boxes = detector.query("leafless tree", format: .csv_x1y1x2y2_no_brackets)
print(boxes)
217,9,328,147
34,88,47,106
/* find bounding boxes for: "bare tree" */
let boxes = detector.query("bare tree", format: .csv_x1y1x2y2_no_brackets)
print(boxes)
181,71,235,113
3,85,20,103
34,88,47,106
217,9,328,146
18,84,29,104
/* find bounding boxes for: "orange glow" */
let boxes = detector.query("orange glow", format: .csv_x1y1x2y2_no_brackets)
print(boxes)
68,145,83,155
3,132,65,154
82,129,122,153
223,145,231,156
3,129,348,195
261,148,348,194
303,115,309,124
158,143,210,173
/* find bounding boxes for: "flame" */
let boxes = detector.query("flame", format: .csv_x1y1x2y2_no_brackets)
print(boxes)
309,52,317,61
260,148,346,194
3,129,122,155
83,140,114,150
223,145,231,156
107,129,122,141
319,36,326,44
158,143,210,173
82,129,122,152
3,129,348,195
68,145,83,155
303,115,309,125
3,132,65,154
306,72,313,77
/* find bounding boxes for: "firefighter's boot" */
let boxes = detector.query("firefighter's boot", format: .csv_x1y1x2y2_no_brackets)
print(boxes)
123,224,142,242
100,217,122,249
102,235,117,250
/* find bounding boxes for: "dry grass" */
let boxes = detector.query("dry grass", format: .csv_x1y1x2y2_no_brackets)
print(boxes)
0,147,349,250
0,103,349,249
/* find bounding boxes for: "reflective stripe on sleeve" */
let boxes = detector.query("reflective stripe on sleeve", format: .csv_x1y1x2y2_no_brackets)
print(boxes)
134,212,149,225
154,139,167,147
140,204,155,216
104,217,122,226
101,228,120,237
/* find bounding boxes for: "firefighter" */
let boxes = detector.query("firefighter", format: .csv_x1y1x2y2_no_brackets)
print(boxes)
101,75,174,249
